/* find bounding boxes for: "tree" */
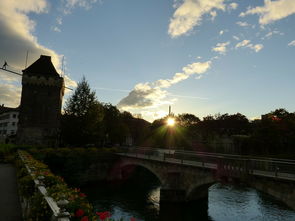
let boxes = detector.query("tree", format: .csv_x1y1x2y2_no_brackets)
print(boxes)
64,76,96,117
61,77,104,146
177,113,200,127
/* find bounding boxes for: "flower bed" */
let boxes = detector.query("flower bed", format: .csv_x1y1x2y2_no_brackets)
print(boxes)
16,150,136,221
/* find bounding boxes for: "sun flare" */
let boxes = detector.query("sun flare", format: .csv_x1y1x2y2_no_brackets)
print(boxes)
167,117,175,127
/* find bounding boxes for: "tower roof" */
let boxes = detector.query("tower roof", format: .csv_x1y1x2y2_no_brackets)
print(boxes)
23,55,60,77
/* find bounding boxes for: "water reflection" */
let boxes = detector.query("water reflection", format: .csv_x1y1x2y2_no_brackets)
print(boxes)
82,182,295,221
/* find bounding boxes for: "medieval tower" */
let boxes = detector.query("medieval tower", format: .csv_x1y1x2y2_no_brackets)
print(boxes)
17,55,64,147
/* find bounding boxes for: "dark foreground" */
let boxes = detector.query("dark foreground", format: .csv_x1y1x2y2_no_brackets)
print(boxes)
0,164,22,221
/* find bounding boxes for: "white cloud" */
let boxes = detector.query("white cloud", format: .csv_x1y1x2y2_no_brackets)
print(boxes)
139,110,169,122
262,30,284,39
0,83,21,107
219,29,228,35
228,2,238,10
0,0,77,107
63,0,98,14
212,41,230,54
236,21,250,27
117,60,211,110
233,35,240,40
56,17,63,25
249,44,264,52
235,40,264,52
210,11,217,21
240,0,295,25
64,75,78,89
235,40,251,48
288,40,295,46
0,0,61,70
168,0,226,37
52,26,61,32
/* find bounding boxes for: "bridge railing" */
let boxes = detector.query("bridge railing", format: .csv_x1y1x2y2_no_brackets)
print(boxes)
118,147,295,181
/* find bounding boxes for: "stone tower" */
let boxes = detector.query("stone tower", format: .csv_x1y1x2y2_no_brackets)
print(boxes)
17,55,64,147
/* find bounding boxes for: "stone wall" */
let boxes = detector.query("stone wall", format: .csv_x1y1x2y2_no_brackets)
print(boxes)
248,176,295,210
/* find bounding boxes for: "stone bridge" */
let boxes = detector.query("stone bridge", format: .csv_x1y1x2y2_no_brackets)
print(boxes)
114,148,295,210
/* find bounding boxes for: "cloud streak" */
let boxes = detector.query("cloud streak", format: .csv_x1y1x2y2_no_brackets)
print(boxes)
117,60,211,110
235,40,264,52
62,0,99,14
212,42,230,55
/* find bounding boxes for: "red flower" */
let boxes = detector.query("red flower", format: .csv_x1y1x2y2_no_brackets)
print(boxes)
79,193,86,197
75,209,85,217
96,211,111,220
130,217,136,221
81,216,89,221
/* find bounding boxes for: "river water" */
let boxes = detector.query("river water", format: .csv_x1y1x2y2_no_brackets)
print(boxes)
82,181,295,221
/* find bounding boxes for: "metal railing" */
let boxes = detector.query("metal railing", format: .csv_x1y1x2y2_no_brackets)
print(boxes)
118,147,295,181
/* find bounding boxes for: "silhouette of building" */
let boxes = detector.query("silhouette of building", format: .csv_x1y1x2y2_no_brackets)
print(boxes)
0,105,19,143
16,55,64,147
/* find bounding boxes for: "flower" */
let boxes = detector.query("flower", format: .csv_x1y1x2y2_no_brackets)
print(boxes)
79,193,86,197
96,211,111,220
130,217,136,221
81,216,89,221
75,209,85,217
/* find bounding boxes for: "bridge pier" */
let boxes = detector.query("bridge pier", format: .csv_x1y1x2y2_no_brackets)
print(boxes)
160,188,209,221
160,188,186,203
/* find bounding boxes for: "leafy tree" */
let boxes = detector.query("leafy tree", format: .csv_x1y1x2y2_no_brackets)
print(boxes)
64,76,96,117
61,77,104,146
177,113,200,127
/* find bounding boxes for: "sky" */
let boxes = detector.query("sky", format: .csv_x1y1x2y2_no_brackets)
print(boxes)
0,0,295,122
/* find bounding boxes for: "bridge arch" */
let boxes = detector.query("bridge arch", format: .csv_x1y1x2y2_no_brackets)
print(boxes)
118,159,165,185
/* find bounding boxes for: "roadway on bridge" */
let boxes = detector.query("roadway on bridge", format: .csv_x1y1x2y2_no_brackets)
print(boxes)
118,150,295,182
0,164,22,221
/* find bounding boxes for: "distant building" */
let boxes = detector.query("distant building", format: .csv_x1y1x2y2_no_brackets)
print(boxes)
0,105,19,143
16,55,64,147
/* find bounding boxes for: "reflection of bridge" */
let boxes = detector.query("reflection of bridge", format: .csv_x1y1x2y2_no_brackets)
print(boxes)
116,148,295,209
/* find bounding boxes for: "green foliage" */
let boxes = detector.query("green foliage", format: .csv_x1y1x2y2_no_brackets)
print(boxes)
16,150,138,221
62,77,105,146
61,77,151,147
28,147,120,185
64,76,97,117
17,150,96,220
147,109,295,156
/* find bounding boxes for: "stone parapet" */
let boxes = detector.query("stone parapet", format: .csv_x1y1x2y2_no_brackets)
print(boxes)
22,74,64,88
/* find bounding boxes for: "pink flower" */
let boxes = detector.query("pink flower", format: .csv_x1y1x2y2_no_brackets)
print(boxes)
75,209,85,217
81,216,89,221
96,211,111,220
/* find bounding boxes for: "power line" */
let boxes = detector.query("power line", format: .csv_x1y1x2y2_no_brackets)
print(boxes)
0,67,22,76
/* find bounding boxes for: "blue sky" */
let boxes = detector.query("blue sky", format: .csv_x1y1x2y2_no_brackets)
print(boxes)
0,0,295,122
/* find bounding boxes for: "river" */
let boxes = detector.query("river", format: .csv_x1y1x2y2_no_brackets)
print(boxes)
82,181,295,221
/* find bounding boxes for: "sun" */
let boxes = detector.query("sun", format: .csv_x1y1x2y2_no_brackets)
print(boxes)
167,117,175,127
